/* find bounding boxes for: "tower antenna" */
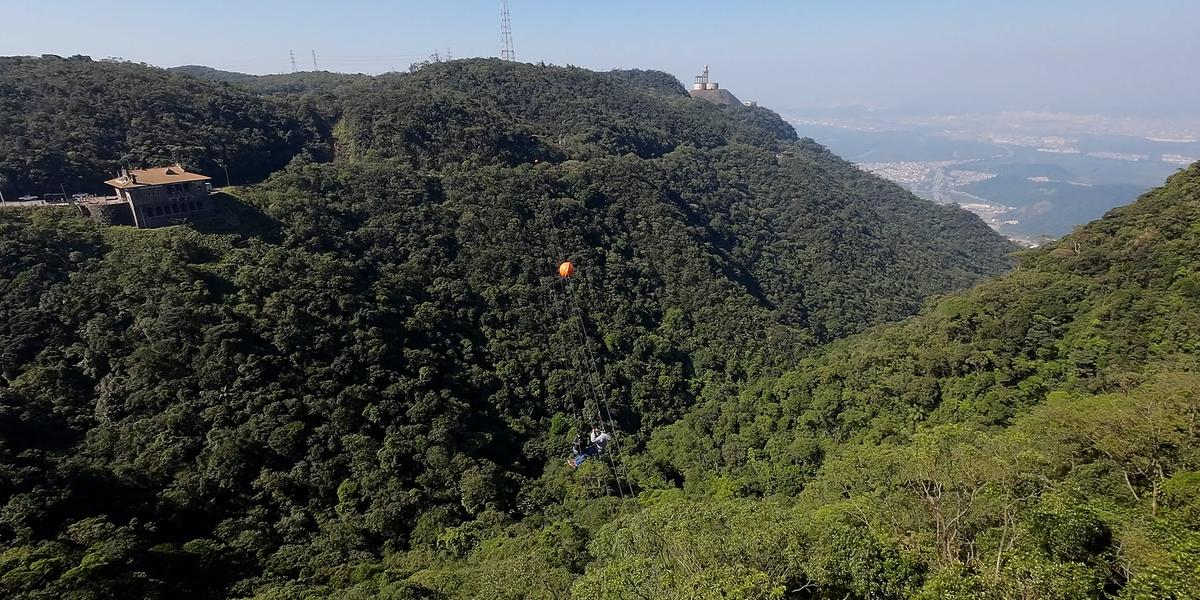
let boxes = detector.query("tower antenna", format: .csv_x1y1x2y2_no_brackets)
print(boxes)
311,49,319,71
289,50,297,73
500,0,515,61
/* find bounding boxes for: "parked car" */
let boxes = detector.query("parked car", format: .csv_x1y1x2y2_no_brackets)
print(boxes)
18,195,37,201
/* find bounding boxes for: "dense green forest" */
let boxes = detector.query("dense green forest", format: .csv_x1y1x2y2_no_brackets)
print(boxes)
2,56,1195,599
168,65,372,98
0,55,326,194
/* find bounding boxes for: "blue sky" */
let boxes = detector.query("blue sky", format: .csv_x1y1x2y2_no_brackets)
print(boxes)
2,0,1197,116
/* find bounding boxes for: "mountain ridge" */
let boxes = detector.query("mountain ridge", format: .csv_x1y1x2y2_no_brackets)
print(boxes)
0,56,1036,599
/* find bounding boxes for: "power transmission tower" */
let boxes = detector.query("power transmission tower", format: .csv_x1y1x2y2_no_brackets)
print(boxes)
289,50,297,73
500,0,515,61
311,50,319,71
446,47,452,61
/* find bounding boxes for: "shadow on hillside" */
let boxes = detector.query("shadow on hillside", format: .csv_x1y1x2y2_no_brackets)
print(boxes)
188,192,281,241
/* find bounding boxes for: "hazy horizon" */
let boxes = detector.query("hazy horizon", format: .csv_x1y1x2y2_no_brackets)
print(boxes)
3,0,1198,118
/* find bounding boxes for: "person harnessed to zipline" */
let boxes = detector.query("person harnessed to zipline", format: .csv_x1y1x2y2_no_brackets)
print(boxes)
568,427,611,468
554,259,629,495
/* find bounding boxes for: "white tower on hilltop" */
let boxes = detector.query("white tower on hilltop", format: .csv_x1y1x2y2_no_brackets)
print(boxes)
693,65,719,90
689,64,741,106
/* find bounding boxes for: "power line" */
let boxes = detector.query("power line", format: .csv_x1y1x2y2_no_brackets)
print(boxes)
319,54,425,59
500,0,515,61
316,58,422,64
200,49,451,75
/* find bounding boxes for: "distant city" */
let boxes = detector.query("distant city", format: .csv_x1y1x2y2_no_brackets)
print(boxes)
789,110,1200,246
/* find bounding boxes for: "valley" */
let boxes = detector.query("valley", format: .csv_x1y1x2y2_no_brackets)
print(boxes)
790,111,1199,244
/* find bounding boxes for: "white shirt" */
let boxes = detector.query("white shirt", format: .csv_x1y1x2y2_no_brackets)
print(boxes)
590,431,611,451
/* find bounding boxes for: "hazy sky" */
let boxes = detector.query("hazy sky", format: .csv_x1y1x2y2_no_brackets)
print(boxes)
2,0,1197,116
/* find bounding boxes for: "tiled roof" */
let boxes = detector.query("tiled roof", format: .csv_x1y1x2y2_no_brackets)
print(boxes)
105,165,211,189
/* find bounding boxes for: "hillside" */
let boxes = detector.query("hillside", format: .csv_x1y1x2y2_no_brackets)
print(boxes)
326,59,1014,339
168,65,371,97
211,164,1198,600
0,58,1021,599
586,162,1200,599
168,65,262,84
654,161,1199,474
0,55,321,195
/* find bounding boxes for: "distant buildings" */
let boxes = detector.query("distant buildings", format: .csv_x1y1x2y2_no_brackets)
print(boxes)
90,165,213,228
691,65,721,92
689,65,746,107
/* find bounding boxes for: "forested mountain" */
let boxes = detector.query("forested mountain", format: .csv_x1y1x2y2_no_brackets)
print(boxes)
168,65,371,97
0,55,323,194
584,162,1200,599
0,56,1049,599
168,65,263,85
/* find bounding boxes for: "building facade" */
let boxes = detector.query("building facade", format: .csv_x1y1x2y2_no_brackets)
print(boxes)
103,165,212,228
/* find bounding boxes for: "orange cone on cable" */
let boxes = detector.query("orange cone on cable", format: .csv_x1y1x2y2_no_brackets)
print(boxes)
559,261,575,278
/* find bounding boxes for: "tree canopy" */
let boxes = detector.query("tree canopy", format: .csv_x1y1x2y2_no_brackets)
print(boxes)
0,55,323,194
5,56,1193,599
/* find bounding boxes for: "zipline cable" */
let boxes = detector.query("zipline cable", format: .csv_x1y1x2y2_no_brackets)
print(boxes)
550,274,589,454
556,274,628,498
541,202,591,463
564,278,632,498
537,177,628,497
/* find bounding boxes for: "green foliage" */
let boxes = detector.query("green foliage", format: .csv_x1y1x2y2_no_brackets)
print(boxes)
0,55,322,194
581,165,1200,599
169,65,369,97
0,58,1013,598
653,163,1200,496
4,56,1198,600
